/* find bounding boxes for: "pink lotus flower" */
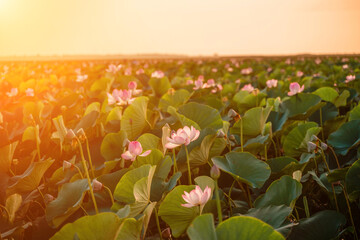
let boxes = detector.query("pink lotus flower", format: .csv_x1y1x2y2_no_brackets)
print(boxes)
76,74,88,83
288,82,304,96
267,67,273,72
345,75,356,83
128,81,142,95
124,67,132,76
227,67,233,72
6,88,18,97
186,79,194,85
107,89,134,105
165,126,200,149
212,68,218,73
136,68,145,75
74,68,82,75
121,141,151,161
106,64,122,74
296,71,304,77
151,70,165,78
342,64,349,69
25,88,34,97
241,67,253,75
266,79,278,88
193,79,204,90
285,58,291,65
181,185,211,213
315,58,321,65
241,84,254,92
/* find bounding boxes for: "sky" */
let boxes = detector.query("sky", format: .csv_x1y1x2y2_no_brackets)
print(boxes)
0,0,359,56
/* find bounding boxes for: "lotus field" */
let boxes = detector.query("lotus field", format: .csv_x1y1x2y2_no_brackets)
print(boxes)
1,56,360,240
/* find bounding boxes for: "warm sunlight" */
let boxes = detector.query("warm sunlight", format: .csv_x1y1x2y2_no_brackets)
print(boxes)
0,0,359,56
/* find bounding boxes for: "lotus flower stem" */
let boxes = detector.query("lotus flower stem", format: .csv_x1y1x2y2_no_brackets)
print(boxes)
319,108,325,141
76,137,99,214
73,164,84,179
214,179,223,223
185,145,192,185
303,196,310,218
85,137,95,179
237,180,252,208
264,144,267,161
228,180,236,216
172,148,177,174
328,146,341,169
0,204,10,221
154,207,163,240
341,185,358,240
319,149,331,173
294,207,300,221
34,125,41,161
331,184,339,212
37,187,46,205
103,185,114,205
80,204,89,216
240,117,244,152
271,137,278,157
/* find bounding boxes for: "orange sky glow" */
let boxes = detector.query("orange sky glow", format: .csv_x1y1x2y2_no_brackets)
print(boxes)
0,0,359,56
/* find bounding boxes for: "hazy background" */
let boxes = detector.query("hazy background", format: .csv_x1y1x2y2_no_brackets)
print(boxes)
0,0,359,56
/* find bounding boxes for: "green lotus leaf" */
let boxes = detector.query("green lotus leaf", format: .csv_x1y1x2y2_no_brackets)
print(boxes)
136,133,161,151
114,164,151,204
245,205,292,229
0,141,18,173
286,210,346,240
100,130,127,161
149,76,171,97
212,152,271,188
254,175,302,208
345,159,360,201
283,122,320,157
159,89,191,112
231,106,272,137
158,185,199,237
50,212,142,240
177,102,223,130
216,216,285,240
349,103,360,121
187,214,217,240
281,93,322,118
328,120,360,155
313,87,339,103
46,179,89,228
7,158,54,195
121,96,149,140
5,194,22,223
267,157,298,173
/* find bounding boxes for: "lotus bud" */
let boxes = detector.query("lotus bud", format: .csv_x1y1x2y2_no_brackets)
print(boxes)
66,129,76,139
228,135,235,141
60,105,67,112
216,129,226,138
0,112,3,124
92,179,103,192
320,142,328,151
12,159,19,165
210,164,221,180
227,109,238,118
307,142,317,153
63,160,72,171
161,228,172,239
77,128,86,142
44,194,55,204
310,135,319,141
292,170,302,182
